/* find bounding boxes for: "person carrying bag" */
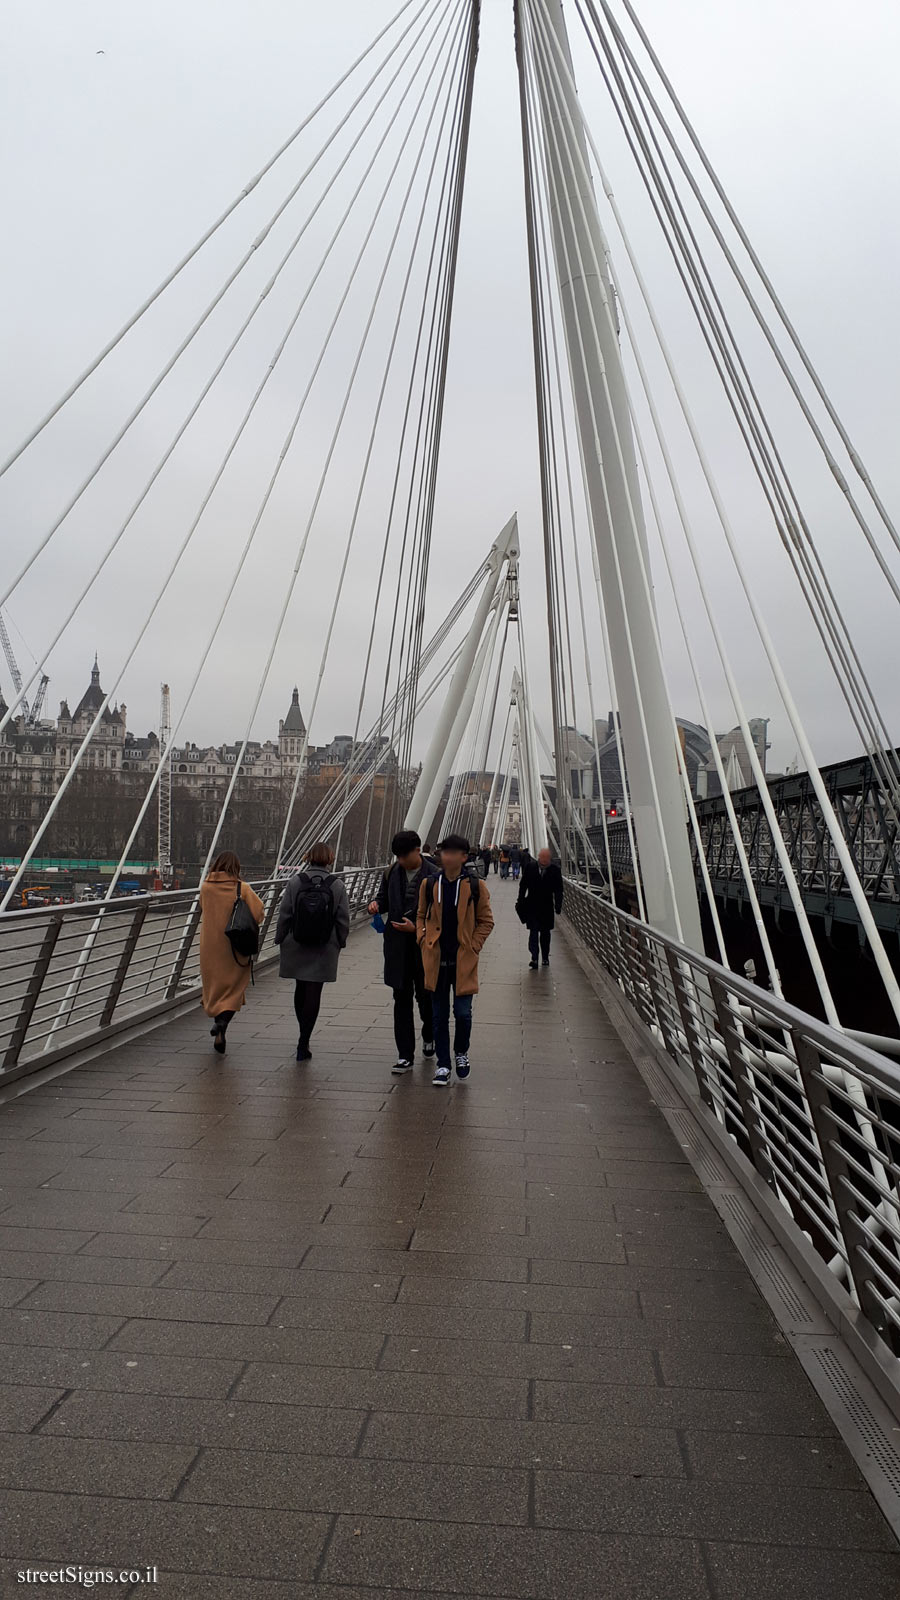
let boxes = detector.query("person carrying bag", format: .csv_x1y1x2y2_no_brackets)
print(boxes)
275,841,350,1061
199,851,265,1055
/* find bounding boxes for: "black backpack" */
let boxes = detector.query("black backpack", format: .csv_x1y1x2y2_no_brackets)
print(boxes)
291,872,337,946
225,886,260,969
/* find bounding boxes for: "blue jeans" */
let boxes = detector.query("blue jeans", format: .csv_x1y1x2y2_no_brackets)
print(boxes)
431,964,473,1067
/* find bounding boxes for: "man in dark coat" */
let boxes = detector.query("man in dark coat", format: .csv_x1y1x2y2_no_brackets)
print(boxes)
516,847,564,968
368,829,440,1074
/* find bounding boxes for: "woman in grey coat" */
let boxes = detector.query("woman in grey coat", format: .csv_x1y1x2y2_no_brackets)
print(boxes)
275,841,351,1061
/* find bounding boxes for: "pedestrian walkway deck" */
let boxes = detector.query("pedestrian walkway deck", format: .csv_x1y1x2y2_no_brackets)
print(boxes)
0,885,898,1597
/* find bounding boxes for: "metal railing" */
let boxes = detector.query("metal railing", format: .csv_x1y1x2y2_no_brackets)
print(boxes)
563,877,900,1358
0,867,384,1080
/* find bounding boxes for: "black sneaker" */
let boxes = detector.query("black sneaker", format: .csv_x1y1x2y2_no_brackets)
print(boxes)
528,960,538,970
454,1053,470,1079
296,1042,311,1062
392,1058,413,1075
432,1064,451,1087
542,958,550,966
422,1041,436,1058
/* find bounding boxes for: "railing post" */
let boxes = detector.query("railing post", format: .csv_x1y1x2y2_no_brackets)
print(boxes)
165,901,202,999
100,901,149,1028
259,879,283,948
638,926,680,1059
708,972,777,1188
794,1031,887,1333
4,914,62,1070
664,947,716,1111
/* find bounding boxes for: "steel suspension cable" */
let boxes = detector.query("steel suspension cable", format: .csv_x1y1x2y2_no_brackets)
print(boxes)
0,0,424,482
196,0,470,880
331,3,480,867
529,0,835,1000
0,0,444,613
0,0,458,738
393,5,481,806
87,0,466,897
118,0,471,894
580,5,900,817
603,0,900,558
2,0,464,913
287,633,469,862
270,0,473,875
533,172,614,884
284,562,487,863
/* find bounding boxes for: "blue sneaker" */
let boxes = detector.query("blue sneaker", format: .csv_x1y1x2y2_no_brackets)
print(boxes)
455,1053,470,1079
432,1064,451,1086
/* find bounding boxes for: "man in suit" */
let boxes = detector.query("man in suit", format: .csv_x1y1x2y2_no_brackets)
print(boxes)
516,846,564,969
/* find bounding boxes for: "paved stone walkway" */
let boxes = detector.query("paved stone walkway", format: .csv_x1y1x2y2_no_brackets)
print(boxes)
0,884,898,1597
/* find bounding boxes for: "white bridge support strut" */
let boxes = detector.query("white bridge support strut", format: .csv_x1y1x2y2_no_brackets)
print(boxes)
524,0,701,947
405,513,519,843
511,666,545,854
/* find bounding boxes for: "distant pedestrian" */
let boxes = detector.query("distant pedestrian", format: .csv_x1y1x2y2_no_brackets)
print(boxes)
276,842,350,1061
499,847,510,879
417,833,494,1086
479,845,492,878
516,846,563,968
510,843,521,880
368,829,439,1075
199,851,265,1055
491,845,499,874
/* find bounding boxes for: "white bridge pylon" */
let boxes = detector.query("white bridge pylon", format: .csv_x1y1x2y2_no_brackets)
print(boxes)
518,0,700,946
405,513,520,844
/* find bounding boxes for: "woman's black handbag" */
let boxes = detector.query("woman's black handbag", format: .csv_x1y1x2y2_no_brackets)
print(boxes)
225,886,260,972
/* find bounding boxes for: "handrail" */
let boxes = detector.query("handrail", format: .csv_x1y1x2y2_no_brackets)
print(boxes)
0,866,385,1078
562,876,900,1358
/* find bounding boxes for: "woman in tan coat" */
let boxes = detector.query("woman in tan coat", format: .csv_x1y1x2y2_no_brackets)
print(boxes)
199,851,265,1054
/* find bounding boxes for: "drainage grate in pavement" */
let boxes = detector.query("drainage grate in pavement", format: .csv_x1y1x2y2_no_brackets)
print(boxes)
666,1107,732,1186
718,1189,822,1328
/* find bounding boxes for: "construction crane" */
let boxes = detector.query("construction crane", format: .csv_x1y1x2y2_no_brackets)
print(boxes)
0,609,50,726
158,683,173,886
30,675,49,723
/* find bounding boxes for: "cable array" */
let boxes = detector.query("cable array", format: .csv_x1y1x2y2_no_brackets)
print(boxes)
516,0,900,1026
0,0,481,909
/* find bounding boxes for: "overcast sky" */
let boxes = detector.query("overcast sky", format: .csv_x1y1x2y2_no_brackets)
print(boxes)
2,0,898,775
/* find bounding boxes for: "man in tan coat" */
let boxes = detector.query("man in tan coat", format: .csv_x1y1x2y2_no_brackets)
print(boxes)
417,832,494,1086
